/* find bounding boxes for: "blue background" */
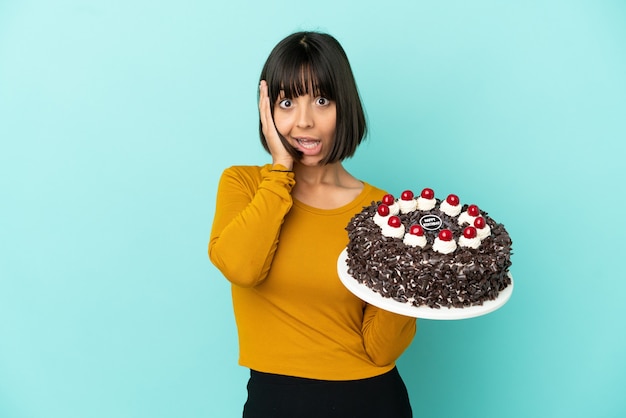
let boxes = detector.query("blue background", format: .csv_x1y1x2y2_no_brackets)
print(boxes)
1,1,625,417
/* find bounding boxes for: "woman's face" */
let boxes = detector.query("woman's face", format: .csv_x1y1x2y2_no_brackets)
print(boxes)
272,92,337,166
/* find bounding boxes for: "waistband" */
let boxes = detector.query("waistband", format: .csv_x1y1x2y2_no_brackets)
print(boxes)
249,367,399,385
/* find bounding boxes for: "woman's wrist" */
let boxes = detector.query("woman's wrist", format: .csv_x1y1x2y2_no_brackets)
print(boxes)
271,161,293,172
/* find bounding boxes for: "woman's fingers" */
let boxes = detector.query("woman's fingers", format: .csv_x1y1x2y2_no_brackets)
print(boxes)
258,81,276,139
259,80,293,168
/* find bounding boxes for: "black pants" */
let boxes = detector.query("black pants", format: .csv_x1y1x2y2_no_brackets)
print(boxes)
243,367,413,418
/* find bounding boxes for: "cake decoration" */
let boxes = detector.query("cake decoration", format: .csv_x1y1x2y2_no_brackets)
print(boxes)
373,204,391,227
345,188,513,309
419,214,443,231
458,204,480,225
432,229,457,254
440,193,462,216
417,188,436,210
382,194,400,215
474,216,491,240
403,224,427,248
398,190,418,213
381,215,405,238
459,226,481,249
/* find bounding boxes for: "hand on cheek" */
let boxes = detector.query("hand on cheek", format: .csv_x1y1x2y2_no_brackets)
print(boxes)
259,80,294,170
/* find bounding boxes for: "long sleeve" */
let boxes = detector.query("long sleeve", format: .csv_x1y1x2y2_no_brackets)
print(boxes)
211,178,416,380
362,306,417,367
209,165,295,287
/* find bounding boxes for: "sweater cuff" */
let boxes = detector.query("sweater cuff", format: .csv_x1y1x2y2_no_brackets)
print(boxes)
260,164,296,191
270,163,293,172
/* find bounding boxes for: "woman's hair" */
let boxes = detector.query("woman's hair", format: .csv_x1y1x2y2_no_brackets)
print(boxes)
259,31,367,165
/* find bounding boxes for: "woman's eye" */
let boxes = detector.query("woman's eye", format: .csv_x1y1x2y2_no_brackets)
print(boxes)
316,97,330,106
278,99,292,108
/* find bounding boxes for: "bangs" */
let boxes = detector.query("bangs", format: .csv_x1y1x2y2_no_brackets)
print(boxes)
267,56,335,102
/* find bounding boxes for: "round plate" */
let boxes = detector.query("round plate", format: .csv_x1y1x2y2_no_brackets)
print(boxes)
337,249,514,320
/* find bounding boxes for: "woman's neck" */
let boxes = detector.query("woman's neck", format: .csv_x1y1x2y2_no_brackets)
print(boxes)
291,162,363,209
293,162,345,186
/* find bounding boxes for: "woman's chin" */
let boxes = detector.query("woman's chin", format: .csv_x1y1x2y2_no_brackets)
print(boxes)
296,156,325,167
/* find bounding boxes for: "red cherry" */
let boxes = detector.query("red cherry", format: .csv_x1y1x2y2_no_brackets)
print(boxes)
474,216,486,229
409,225,424,236
382,194,395,206
463,226,477,239
467,204,480,217
446,194,460,206
388,216,402,228
421,188,435,199
438,229,453,241
401,190,414,201
377,204,390,217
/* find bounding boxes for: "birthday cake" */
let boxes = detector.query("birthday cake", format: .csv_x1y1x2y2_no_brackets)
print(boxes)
345,188,513,309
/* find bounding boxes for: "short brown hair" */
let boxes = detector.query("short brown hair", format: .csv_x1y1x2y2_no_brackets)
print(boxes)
259,32,367,164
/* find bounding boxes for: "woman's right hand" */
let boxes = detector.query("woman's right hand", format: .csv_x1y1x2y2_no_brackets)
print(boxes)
259,80,294,170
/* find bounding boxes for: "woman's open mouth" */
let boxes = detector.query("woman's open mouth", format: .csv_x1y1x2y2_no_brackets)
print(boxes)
295,138,322,153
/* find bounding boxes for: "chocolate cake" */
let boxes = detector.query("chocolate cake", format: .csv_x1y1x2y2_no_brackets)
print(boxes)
345,189,513,309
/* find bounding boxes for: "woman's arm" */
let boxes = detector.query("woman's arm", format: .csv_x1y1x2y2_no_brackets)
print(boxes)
361,306,417,366
208,165,295,287
209,81,297,287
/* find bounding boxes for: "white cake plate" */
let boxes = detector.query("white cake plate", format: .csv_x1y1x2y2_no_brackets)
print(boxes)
337,249,514,320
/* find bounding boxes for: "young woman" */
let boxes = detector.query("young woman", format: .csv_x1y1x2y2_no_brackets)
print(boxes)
209,31,416,418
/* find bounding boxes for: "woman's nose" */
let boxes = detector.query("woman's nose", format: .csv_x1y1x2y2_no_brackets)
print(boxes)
296,105,314,128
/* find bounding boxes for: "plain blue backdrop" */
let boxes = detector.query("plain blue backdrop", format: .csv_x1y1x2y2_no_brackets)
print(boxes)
1,1,625,417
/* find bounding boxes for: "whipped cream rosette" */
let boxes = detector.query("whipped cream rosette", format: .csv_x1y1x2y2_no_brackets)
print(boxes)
458,226,481,249
457,204,480,225
373,204,391,227
439,194,462,216
398,190,418,214
432,229,457,254
403,224,427,248
416,188,436,210
381,216,405,238
473,216,492,240
381,193,400,216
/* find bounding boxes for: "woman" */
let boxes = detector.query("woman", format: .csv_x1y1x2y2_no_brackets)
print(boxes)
209,31,416,418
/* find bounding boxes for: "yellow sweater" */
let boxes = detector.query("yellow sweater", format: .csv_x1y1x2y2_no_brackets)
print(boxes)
209,164,416,380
